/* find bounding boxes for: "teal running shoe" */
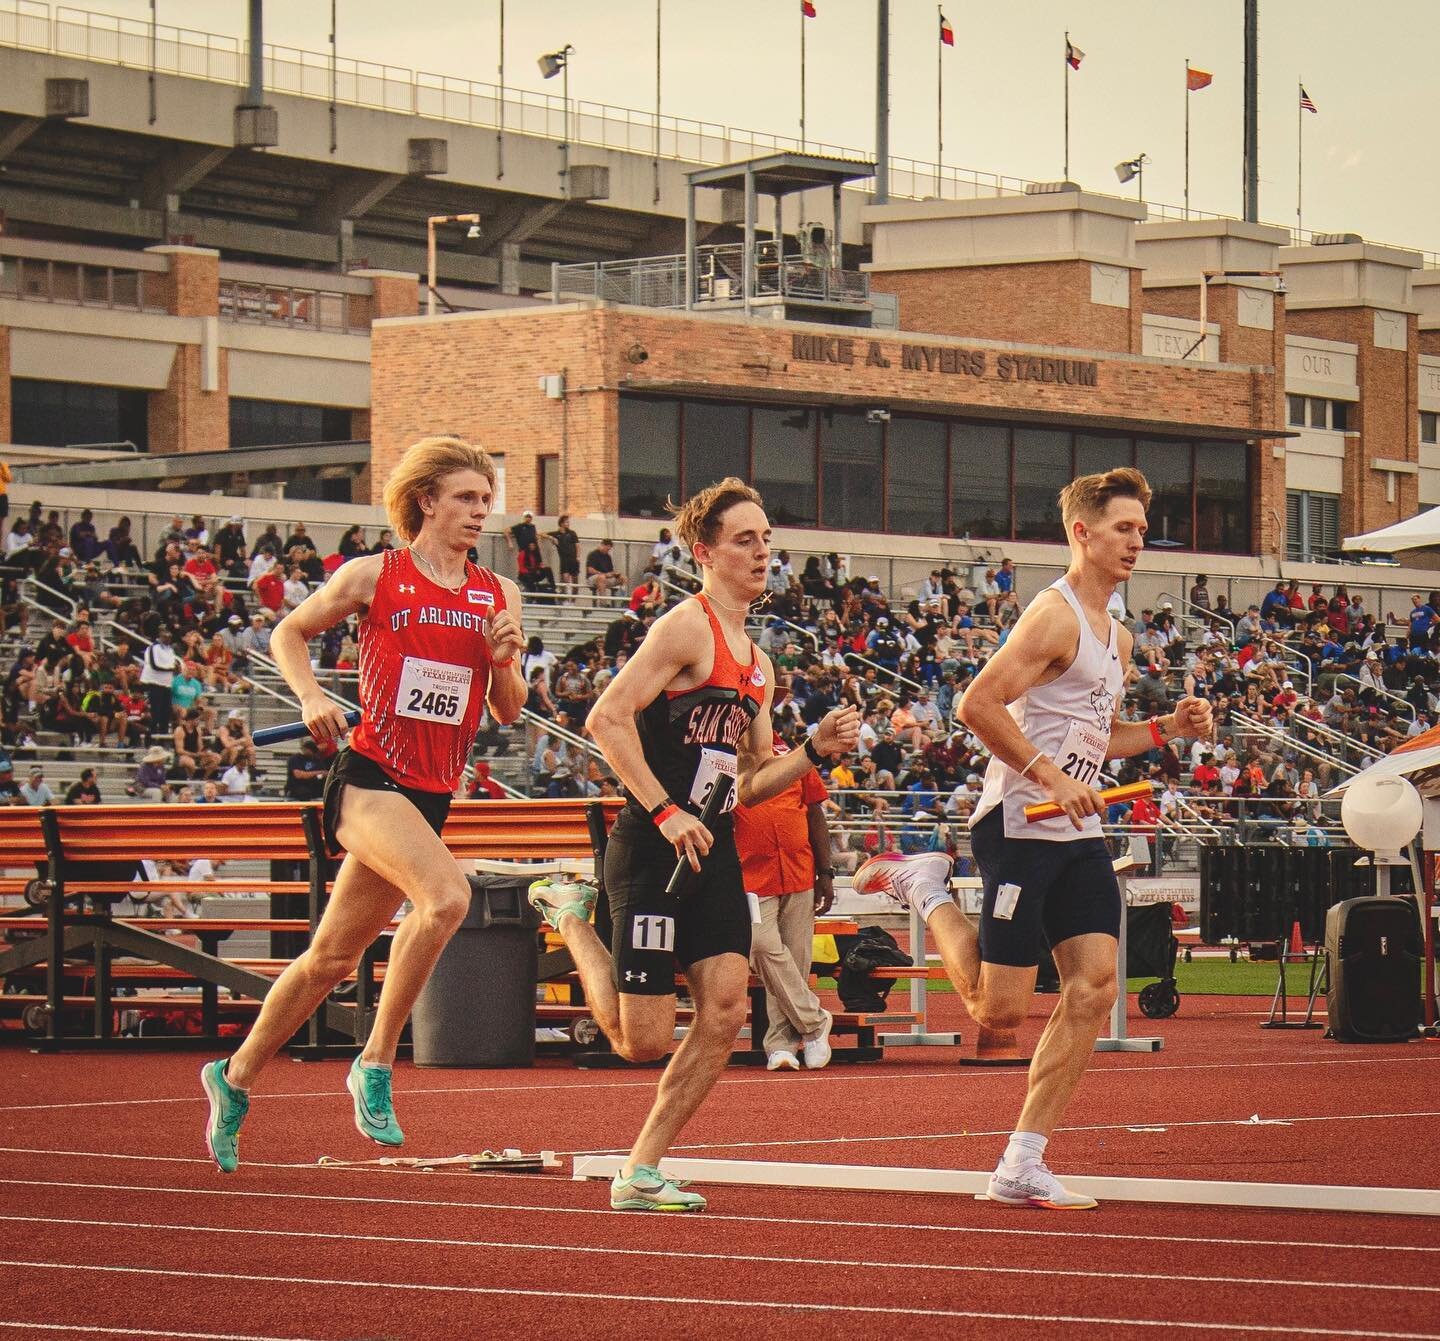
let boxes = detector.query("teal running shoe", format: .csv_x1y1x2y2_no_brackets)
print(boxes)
527,876,598,932
200,1058,249,1174
610,1164,707,1212
347,1055,404,1147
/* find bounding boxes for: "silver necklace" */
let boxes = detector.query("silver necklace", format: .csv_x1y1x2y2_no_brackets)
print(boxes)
409,545,466,593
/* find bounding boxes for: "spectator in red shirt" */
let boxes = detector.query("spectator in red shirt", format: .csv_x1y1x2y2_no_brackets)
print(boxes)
464,760,506,800
1192,753,1220,791
252,566,285,613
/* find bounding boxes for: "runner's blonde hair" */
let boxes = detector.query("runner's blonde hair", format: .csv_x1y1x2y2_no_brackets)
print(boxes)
1059,467,1152,533
383,436,496,544
671,477,766,552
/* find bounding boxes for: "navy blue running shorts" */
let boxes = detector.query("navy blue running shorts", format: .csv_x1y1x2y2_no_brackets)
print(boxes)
969,806,1121,968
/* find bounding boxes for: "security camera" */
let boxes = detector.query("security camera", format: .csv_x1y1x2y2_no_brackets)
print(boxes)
866,408,891,424
1274,279,1287,296
625,342,649,365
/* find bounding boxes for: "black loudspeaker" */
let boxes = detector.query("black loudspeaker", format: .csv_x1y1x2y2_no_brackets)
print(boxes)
1242,845,1289,943
1200,845,1243,944
1325,897,1422,1043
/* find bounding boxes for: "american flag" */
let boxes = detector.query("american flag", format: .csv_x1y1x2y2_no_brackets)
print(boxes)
1299,85,1318,113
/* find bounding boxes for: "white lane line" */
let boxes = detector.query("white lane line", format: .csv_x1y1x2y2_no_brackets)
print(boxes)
0,1325,322,1341
10,1212,1435,1296
2,1260,1435,1339
7,1177,1437,1257
0,1052,1432,1114
579,1108,1440,1158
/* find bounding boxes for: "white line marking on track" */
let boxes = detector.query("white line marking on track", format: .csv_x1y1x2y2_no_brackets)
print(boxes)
567,1109,1440,1158
6,1177,1436,1256
2,1259,1435,1339
9,1212,1433,1296
0,1325,322,1341
0,1052,1431,1114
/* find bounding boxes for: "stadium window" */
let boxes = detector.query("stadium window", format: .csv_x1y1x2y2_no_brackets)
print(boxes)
750,406,817,527
820,410,883,532
949,423,1010,540
538,455,560,516
1194,441,1251,554
1308,397,1330,429
1012,428,1072,543
1329,400,1350,433
1135,439,1194,549
1287,394,1307,427
1075,432,1132,480
681,401,750,492
229,399,349,448
1421,411,1438,445
1286,489,1340,562
885,416,947,536
10,379,148,450
617,395,680,518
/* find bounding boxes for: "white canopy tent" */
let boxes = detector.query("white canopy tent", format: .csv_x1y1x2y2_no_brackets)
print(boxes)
1342,506,1440,554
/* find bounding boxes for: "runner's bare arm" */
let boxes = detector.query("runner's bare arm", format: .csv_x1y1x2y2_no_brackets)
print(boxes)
958,589,1102,829
271,554,381,743
736,649,859,807
1106,626,1214,756
587,601,715,870
484,575,527,725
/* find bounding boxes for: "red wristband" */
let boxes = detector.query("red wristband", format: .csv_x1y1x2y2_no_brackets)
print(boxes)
492,655,515,670
1147,716,1166,748
653,803,680,828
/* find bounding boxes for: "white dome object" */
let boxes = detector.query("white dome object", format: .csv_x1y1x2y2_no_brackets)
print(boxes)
1340,773,1423,853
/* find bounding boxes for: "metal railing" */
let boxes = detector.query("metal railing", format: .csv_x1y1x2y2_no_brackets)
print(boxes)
1335,672,1417,721
1227,707,1360,779
0,253,166,313
218,280,365,334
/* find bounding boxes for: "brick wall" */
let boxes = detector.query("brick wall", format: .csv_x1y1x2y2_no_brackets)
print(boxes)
880,260,1141,354
1287,307,1419,538
371,305,1276,545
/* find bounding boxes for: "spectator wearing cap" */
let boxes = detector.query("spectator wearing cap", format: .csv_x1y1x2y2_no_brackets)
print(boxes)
212,517,245,565
507,510,538,560
546,763,581,799
1272,680,1299,714
221,746,256,802
216,710,253,767
239,613,272,660
284,737,327,801
132,745,171,802
866,616,903,672
20,765,54,806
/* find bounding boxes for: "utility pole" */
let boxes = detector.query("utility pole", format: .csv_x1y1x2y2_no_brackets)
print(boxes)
874,0,889,204
1243,0,1259,222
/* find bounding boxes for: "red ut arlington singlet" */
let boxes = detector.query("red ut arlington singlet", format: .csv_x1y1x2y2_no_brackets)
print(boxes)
349,547,504,793
633,593,766,818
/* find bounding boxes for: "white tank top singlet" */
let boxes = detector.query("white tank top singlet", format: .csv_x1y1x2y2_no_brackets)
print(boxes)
970,577,1125,842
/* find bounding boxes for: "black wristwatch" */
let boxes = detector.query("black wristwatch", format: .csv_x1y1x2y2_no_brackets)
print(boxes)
815,868,835,878
803,735,825,766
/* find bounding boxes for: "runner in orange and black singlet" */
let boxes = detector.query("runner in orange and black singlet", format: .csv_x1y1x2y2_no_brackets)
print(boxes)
604,593,765,994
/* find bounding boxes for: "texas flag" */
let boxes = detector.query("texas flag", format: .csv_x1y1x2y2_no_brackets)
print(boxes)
1065,39,1084,70
1186,65,1213,91
939,12,954,46
801,0,816,16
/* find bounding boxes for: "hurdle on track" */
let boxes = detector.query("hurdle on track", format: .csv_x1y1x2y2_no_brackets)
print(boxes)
572,1154,1440,1217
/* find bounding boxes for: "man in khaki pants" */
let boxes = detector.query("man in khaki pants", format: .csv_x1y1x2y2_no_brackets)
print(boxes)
733,727,835,1070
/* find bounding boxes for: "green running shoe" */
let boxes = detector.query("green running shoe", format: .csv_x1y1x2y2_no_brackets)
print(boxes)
347,1055,404,1147
527,876,598,931
610,1164,707,1212
200,1058,249,1174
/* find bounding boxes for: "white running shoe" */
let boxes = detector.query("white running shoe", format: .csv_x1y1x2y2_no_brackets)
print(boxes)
766,1050,800,1071
986,1160,1098,1210
850,852,955,911
801,1008,833,1070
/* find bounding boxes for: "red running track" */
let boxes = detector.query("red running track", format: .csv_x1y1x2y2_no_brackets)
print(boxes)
0,993,1437,1340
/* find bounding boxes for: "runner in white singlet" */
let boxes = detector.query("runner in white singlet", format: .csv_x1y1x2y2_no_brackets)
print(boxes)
852,468,1212,1209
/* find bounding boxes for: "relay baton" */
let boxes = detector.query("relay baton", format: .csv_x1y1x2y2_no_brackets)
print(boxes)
1023,779,1153,824
663,779,734,898
252,709,361,748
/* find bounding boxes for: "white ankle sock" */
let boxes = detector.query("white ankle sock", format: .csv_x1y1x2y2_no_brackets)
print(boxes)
916,888,955,924
221,1060,248,1093
1002,1131,1047,1169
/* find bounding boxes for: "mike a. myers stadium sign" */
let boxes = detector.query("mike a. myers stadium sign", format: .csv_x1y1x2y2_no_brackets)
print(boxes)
790,333,1098,387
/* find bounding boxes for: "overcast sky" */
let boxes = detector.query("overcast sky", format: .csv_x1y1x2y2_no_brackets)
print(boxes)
102,0,1436,254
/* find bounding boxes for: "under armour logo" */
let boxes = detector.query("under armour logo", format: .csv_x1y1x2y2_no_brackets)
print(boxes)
624,970,648,983
398,584,416,594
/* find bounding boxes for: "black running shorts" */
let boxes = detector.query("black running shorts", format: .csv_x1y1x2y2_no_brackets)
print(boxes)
603,805,752,996
970,807,1121,968
321,746,452,858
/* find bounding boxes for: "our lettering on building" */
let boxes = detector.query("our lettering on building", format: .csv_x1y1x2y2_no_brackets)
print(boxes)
790,334,1097,388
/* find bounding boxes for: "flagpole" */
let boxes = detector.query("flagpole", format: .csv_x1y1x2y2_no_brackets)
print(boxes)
653,0,661,204
1063,30,1070,180
800,4,806,150
1184,58,1190,219
936,5,943,195
1297,79,1303,235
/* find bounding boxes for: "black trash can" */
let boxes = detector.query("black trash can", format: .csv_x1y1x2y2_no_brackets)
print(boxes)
410,873,542,1068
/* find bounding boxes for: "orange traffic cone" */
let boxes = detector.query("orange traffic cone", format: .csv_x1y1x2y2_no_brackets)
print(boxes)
1289,920,1304,957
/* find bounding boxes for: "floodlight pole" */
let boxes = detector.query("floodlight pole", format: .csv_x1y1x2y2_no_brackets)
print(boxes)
426,213,480,316
874,0,889,204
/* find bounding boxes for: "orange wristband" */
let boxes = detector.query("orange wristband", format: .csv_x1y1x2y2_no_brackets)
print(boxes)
1148,716,1166,748
653,803,680,828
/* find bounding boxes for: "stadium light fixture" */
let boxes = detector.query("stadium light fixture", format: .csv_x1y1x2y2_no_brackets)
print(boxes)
1114,153,1149,201
425,213,481,316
